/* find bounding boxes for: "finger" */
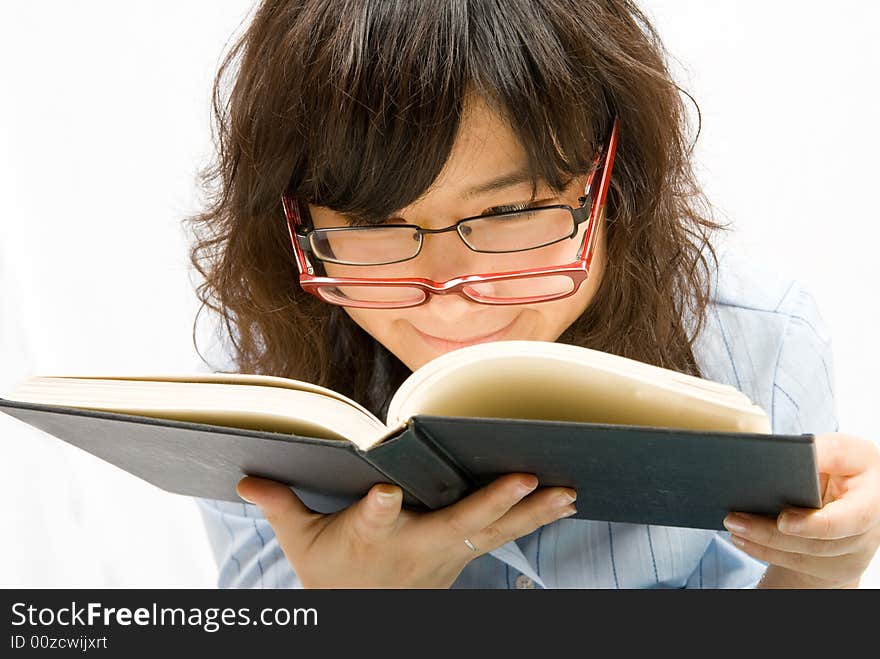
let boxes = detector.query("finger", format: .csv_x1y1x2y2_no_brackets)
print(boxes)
236,476,320,558
464,486,577,556
774,486,880,539
344,483,404,544
723,513,864,557
815,433,880,476
727,534,854,585
430,474,539,540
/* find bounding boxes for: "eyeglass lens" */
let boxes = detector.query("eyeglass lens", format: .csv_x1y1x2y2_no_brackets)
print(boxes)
315,273,578,307
309,207,576,266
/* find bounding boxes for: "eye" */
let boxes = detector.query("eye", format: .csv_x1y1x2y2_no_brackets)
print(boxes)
484,201,532,215
482,198,555,216
340,213,379,228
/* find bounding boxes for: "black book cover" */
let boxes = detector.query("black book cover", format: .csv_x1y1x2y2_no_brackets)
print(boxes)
0,397,822,530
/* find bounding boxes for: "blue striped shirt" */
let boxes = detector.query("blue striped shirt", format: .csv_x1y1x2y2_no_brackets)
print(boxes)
193,249,838,588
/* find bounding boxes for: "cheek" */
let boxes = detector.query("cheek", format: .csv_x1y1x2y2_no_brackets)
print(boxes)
342,307,396,344
528,218,608,340
341,308,429,371
520,286,595,342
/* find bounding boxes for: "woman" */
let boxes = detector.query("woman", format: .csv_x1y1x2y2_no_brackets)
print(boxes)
187,0,880,588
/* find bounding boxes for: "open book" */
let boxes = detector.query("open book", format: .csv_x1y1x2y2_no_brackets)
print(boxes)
0,340,820,530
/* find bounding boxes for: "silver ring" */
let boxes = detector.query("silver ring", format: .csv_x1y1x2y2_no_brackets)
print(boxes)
464,538,477,552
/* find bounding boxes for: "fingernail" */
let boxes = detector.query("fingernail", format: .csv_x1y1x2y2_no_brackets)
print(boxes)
516,477,539,497
557,504,577,519
723,514,749,536
236,482,256,504
374,485,399,506
237,491,256,504
555,490,577,506
779,513,803,533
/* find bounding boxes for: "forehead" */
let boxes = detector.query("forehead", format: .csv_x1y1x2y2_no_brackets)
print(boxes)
423,96,529,197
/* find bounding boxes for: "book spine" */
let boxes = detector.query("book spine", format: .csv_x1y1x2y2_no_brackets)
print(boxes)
362,419,477,510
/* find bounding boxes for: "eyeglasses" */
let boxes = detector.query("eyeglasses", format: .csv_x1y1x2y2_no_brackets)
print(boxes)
282,116,619,308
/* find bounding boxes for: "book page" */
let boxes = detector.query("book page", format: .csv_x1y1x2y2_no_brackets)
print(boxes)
42,371,380,422
387,341,770,434
7,377,388,449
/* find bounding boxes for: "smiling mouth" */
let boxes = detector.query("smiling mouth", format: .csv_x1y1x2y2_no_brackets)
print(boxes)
412,317,518,349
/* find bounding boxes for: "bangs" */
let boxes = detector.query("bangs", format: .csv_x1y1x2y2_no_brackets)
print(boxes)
288,0,612,225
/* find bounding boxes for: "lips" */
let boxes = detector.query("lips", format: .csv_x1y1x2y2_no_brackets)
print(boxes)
412,317,517,349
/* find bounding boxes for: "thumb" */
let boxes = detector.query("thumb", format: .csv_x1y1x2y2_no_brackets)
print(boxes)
815,433,878,476
346,483,403,543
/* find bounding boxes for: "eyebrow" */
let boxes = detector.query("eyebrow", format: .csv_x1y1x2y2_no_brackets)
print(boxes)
462,168,536,199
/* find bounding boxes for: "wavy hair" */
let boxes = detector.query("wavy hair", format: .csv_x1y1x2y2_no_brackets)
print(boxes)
185,0,727,417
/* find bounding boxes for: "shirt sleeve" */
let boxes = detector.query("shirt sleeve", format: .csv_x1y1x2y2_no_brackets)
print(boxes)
769,285,839,436
687,283,839,589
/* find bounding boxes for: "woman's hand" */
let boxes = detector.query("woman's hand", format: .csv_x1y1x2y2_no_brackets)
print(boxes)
236,473,577,588
723,432,880,588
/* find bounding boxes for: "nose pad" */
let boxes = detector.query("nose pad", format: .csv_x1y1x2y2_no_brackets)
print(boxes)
415,229,484,284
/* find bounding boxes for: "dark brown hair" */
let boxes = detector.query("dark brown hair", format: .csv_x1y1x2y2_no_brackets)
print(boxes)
185,0,726,417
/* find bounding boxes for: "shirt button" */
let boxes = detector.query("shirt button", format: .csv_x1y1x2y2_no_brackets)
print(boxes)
514,575,535,589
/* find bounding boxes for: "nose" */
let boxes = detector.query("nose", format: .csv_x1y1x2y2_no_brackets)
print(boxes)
405,230,490,315
421,285,484,320
414,228,486,284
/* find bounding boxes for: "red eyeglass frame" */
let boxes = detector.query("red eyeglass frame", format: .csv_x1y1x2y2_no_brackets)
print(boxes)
281,116,619,308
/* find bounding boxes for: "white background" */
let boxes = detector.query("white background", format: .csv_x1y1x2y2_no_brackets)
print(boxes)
1,1,877,588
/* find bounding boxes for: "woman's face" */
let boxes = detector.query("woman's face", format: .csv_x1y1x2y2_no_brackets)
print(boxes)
307,98,607,372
